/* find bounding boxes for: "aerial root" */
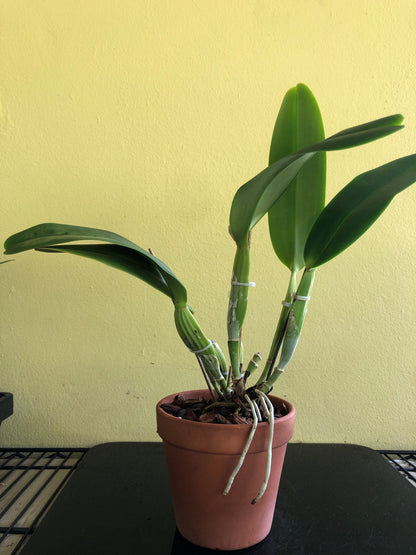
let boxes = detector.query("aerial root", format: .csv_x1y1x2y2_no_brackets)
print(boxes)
251,390,274,504
223,391,275,502
223,394,258,496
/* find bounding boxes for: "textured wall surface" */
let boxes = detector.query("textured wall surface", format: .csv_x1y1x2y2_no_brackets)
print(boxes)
0,1,415,448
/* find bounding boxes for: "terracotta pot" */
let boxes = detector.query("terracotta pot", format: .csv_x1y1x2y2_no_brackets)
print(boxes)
156,389,295,551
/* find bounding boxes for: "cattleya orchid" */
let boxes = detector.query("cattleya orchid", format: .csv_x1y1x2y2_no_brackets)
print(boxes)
5,84,416,500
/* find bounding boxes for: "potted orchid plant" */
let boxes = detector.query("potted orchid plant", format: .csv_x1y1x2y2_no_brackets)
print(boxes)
4,84,416,550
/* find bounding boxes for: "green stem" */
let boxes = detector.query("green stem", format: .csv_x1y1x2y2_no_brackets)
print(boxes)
262,268,316,392
257,368,283,393
227,239,251,381
244,352,262,381
174,305,231,397
256,271,297,385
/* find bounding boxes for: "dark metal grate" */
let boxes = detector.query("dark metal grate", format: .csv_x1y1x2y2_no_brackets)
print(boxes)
380,451,416,487
0,448,87,554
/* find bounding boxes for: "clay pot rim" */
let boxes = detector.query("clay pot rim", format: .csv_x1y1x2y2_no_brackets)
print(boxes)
156,388,295,431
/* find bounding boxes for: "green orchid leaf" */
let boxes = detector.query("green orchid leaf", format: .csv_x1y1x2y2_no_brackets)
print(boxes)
268,83,326,271
39,244,174,298
229,151,314,244
303,123,404,153
327,114,404,140
304,154,416,269
4,223,187,305
229,111,403,245
4,223,141,253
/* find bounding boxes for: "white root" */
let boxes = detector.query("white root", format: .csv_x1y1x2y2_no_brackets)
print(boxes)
223,394,258,496
258,393,270,419
252,390,275,504
223,391,275,502
252,399,262,422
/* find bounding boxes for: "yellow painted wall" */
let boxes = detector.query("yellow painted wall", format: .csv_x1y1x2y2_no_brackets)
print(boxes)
0,1,415,448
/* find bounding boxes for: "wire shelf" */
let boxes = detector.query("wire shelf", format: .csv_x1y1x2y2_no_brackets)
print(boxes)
0,448,86,554
380,451,416,487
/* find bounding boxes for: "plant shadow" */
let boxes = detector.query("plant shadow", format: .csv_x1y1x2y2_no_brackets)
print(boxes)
171,528,276,554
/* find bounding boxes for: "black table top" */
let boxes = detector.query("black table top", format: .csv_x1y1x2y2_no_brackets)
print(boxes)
21,443,416,554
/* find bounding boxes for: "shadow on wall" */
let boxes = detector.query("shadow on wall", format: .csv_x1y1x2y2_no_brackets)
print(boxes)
0,393,13,427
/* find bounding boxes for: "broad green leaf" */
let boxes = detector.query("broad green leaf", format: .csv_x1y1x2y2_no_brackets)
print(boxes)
229,112,403,245
229,151,314,244
301,123,404,153
268,83,326,271
4,223,187,305
39,244,173,298
304,154,416,269
4,223,141,253
327,114,404,139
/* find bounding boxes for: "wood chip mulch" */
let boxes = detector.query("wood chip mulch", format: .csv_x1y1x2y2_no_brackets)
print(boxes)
160,393,288,425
